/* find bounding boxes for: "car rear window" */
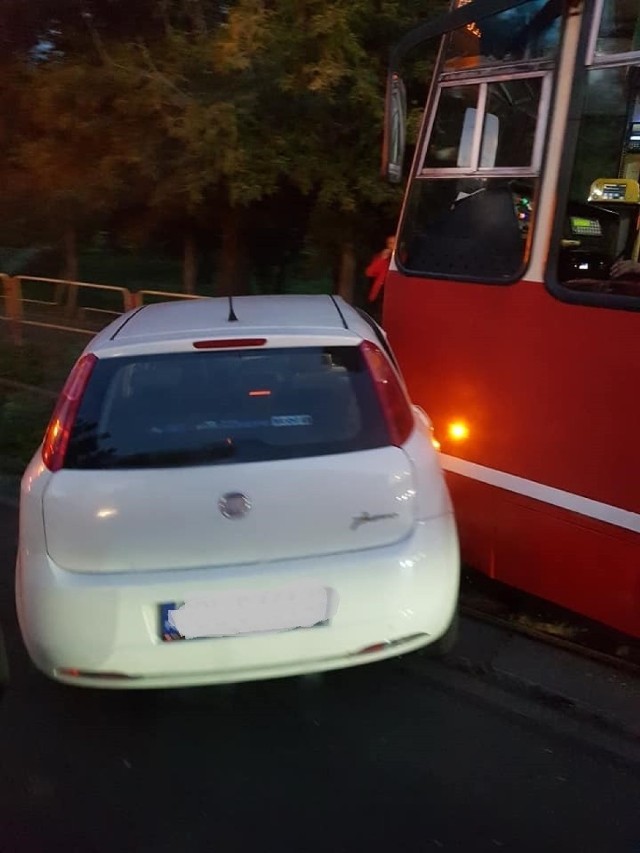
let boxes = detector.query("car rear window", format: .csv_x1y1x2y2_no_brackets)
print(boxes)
64,346,391,469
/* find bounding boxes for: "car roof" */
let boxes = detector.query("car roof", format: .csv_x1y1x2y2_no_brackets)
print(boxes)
88,295,383,357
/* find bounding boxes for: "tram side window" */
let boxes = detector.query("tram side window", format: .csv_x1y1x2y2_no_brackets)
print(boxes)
399,75,544,282
423,85,478,169
595,0,640,57
424,79,542,170
556,64,640,300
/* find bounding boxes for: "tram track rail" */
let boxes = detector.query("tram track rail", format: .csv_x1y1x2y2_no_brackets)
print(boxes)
460,600,640,678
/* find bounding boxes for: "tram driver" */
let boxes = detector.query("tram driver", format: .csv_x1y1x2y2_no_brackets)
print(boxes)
610,257,640,278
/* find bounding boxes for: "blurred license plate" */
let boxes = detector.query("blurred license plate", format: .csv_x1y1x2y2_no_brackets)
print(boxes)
159,583,337,641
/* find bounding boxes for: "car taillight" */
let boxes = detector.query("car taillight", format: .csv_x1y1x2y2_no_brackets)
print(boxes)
42,353,98,472
360,340,414,446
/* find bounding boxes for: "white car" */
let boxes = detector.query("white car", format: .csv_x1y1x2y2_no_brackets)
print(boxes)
16,295,459,689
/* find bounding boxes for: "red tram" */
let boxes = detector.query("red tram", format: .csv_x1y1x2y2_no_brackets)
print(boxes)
382,0,640,636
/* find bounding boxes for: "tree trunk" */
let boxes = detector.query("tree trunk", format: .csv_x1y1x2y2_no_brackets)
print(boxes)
182,232,198,295
63,224,79,280
336,242,356,304
217,207,247,297
62,224,79,317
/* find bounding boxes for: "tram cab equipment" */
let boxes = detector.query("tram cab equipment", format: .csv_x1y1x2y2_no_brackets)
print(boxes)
559,178,640,287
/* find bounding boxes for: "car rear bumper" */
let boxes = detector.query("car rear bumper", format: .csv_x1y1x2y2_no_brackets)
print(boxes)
16,514,459,689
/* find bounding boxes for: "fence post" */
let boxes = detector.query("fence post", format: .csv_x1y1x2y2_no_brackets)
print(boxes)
122,288,136,312
1,274,23,345
64,279,79,319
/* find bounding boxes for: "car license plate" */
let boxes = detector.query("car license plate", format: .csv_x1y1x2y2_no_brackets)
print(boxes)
159,583,338,641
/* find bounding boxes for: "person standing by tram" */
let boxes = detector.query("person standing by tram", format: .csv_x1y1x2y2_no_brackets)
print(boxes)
365,235,395,323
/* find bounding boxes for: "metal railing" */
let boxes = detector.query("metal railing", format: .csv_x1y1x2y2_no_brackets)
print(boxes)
134,289,202,306
0,274,203,342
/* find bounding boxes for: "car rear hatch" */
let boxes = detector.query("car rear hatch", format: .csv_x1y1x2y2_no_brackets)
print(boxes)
41,342,418,574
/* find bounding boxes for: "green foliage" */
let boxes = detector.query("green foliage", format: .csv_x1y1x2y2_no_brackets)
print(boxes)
1,0,447,290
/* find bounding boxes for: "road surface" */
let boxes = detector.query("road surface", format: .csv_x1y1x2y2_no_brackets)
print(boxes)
0,503,638,852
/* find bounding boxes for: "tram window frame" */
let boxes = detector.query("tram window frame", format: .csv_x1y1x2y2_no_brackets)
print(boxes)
546,4,640,312
418,69,553,177
396,67,553,285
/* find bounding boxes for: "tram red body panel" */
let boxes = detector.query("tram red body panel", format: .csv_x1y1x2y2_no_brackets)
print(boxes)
384,272,640,637
447,474,639,637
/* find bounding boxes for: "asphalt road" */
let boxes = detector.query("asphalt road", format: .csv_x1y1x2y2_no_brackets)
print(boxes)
1,502,639,853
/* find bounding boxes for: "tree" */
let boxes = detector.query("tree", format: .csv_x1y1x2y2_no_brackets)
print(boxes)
69,2,284,294
2,0,447,298
9,57,140,282
0,0,164,59
213,0,447,299
100,0,447,296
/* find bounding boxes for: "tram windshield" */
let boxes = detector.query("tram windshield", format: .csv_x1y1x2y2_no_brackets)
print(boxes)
445,0,561,69
398,0,562,282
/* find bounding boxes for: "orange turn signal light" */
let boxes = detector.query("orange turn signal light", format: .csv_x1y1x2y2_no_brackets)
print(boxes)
447,421,470,442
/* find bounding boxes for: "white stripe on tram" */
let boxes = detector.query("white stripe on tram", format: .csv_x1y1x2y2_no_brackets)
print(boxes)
439,454,640,535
